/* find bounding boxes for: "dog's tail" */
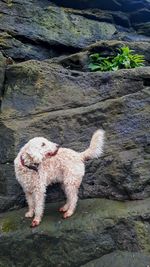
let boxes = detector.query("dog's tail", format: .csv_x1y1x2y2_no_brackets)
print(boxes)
80,129,105,162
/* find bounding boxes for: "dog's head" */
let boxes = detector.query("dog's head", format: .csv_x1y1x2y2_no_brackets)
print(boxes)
21,137,59,164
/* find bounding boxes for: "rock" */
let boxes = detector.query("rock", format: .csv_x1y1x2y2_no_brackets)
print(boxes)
81,251,150,267
0,0,149,62
135,22,150,37
0,52,6,103
130,9,150,24
0,0,116,60
62,8,114,25
58,40,150,70
121,0,150,12
51,0,150,12
111,12,130,28
50,0,122,11
0,57,149,210
0,198,150,267
0,31,64,61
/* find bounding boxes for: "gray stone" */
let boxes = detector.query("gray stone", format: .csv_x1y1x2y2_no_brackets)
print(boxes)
0,198,150,267
0,0,150,62
0,1,116,52
81,251,150,267
0,52,6,102
0,31,63,61
135,22,150,37
50,0,122,10
0,58,150,210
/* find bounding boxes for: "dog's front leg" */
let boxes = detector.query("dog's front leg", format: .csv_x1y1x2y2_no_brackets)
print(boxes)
31,188,45,227
25,192,34,218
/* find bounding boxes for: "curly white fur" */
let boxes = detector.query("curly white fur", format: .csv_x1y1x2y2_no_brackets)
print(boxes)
14,129,105,227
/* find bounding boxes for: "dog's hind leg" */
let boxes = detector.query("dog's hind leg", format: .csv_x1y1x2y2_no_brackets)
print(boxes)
62,184,79,219
59,183,70,213
25,192,34,218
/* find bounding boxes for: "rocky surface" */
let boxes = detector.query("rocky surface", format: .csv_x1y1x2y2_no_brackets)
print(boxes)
0,0,150,61
0,198,150,267
0,58,150,210
0,0,116,61
81,251,150,267
0,52,6,100
57,40,150,71
0,0,150,265
0,51,150,210
0,0,149,211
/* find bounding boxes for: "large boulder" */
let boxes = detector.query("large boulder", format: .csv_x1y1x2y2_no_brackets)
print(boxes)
81,251,150,267
0,198,150,267
0,0,150,62
0,56,149,210
0,0,116,61
51,0,150,12
50,0,122,10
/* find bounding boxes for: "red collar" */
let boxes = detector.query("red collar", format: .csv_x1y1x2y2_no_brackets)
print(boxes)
46,147,59,158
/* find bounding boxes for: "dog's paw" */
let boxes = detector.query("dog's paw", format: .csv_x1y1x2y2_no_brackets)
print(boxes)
59,204,69,213
31,219,40,227
25,211,34,218
63,210,73,219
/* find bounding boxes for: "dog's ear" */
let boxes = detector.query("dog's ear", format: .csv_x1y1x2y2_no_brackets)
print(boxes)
20,143,42,164
20,150,33,165
27,149,43,163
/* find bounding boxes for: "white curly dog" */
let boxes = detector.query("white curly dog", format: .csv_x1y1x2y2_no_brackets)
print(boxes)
14,129,105,227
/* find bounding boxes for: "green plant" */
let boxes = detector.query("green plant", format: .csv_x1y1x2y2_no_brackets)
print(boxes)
88,46,145,72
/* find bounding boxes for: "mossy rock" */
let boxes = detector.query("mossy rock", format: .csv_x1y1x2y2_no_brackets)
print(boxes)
0,198,150,266
81,251,150,267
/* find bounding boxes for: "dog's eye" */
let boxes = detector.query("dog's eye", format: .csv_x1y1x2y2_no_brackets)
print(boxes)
41,142,46,147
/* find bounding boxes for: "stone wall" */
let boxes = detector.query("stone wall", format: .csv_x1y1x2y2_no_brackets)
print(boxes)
0,0,150,211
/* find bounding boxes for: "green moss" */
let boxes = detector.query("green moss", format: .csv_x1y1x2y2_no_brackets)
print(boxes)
1,218,17,233
0,37,7,47
7,0,13,7
0,32,12,47
135,221,150,253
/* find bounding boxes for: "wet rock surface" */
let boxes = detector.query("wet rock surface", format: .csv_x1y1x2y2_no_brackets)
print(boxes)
0,198,150,267
81,251,150,267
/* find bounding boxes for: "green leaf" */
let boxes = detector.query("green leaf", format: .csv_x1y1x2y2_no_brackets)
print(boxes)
88,46,145,72
88,63,101,71
89,53,100,60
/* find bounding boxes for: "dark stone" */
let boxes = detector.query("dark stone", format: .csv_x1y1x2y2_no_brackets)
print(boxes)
0,198,150,267
112,12,130,28
0,0,116,58
131,8,150,24
135,22,150,37
121,0,150,12
81,251,150,267
0,0,150,62
0,52,6,105
0,58,150,210
0,31,73,61
51,0,122,11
